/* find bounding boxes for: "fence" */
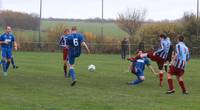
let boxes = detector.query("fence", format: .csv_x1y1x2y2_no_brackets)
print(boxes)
16,42,200,57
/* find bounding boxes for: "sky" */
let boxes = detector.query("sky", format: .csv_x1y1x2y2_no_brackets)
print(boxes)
0,0,197,21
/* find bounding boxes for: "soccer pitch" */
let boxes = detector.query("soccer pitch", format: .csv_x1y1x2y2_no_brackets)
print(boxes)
0,52,199,110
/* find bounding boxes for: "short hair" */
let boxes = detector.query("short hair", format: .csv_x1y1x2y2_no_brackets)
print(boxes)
178,35,184,42
159,33,167,39
64,28,69,33
5,26,11,30
71,26,77,31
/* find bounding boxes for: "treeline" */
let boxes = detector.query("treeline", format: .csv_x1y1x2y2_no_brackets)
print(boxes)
0,10,40,30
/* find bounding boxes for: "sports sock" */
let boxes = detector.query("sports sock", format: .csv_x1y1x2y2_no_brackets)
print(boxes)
159,72,163,86
64,65,67,75
69,68,76,81
6,61,10,70
179,81,186,92
2,60,7,72
167,79,174,90
132,79,143,85
11,57,15,67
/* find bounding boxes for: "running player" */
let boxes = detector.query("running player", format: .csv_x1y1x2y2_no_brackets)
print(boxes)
64,26,90,86
59,28,70,78
0,26,17,76
166,35,190,94
127,51,157,85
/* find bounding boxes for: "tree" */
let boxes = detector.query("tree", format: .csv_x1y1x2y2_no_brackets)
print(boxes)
116,9,146,38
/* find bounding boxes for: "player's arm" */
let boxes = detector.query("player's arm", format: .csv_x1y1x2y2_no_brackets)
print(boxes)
81,42,90,54
14,41,17,50
154,42,164,55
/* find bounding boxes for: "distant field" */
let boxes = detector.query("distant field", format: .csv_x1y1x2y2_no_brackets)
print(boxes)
0,20,127,39
0,52,199,110
42,20,128,38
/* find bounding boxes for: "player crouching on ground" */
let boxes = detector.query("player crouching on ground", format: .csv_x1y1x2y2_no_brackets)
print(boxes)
127,50,157,85
166,35,190,94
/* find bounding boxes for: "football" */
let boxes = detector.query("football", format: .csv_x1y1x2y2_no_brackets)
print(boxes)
88,64,96,72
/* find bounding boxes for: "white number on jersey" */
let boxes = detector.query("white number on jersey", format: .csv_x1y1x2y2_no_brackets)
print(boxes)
73,38,79,46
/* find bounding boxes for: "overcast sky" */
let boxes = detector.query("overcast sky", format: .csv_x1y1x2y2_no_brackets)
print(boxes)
0,0,197,21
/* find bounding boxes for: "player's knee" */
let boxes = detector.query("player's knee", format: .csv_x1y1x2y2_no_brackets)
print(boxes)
139,76,145,81
167,73,172,79
177,76,183,81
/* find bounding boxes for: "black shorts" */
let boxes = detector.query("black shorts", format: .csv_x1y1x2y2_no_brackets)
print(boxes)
166,45,173,62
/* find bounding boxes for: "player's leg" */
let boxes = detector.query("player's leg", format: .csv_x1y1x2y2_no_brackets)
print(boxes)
1,50,8,76
158,62,164,87
177,73,188,94
11,56,18,69
128,69,144,85
63,49,68,77
6,50,12,70
166,70,175,94
68,55,77,86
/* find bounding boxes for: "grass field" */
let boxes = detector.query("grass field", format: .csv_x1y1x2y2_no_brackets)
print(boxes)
0,52,199,110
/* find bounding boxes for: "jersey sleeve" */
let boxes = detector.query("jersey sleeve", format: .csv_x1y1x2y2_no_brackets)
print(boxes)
0,34,4,41
59,35,65,47
79,34,85,43
144,58,150,66
12,35,15,42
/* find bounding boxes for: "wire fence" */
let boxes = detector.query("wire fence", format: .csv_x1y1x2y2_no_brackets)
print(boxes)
16,42,200,57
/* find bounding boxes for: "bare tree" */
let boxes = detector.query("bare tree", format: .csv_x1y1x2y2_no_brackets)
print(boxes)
116,9,146,37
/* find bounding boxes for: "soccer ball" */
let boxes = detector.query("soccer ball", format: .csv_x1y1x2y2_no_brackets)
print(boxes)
88,64,96,72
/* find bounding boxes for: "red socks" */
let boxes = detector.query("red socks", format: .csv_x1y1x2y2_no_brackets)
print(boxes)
159,73,163,87
167,79,174,90
179,81,186,92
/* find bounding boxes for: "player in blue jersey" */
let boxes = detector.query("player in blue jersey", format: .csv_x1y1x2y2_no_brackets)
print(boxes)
59,28,70,78
134,33,171,86
0,26,17,76
127,51,157,85
166,35,190,94
65,26,90,86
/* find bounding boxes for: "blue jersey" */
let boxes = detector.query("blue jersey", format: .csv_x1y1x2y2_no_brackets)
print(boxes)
59,35,68,48
0,33,15,49
173,42,189,70
155,37,171,59
134,58,150,72
65,33,84,57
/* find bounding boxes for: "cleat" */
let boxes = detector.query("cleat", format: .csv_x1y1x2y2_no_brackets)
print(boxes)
13,66,19,69
182,91,189,95
71,80,77,86
166,90,175,94
127,82,134,85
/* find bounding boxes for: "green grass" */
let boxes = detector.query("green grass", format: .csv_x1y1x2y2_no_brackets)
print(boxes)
0,52,199,110
42,20,128,38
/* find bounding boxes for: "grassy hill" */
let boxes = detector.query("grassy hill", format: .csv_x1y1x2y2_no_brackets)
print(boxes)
42,20,128,38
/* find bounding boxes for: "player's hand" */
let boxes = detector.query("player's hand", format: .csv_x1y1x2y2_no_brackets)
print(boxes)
14,46,18,51
153,52,156,56
4,41,9,44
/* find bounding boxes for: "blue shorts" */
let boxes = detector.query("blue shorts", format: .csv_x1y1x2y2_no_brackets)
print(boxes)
135,68,144,77
68,55,76,65
1,48,12,59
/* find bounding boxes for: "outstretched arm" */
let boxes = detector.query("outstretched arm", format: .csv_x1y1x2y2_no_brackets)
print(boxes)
82,42,90,54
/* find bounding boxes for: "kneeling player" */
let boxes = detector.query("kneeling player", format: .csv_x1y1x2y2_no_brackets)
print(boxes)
127,51,157,85
134,34,171,86
166,35,190,94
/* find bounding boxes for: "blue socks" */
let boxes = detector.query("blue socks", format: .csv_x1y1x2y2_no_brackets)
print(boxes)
69,68,76,81
132,79,143,85
2,60,7,73
11,57,15,67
